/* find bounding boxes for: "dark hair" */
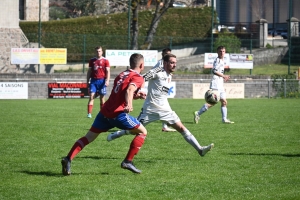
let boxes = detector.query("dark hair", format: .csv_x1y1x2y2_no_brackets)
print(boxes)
129,53,144,68
95,46,102,50
163,53,176,62
217,46,225,51
162,47,171,54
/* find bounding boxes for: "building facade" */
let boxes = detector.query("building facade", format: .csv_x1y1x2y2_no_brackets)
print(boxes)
216,0,300,29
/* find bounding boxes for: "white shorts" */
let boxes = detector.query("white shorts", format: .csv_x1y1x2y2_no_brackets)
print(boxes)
137,110,180,126
212,89,226,100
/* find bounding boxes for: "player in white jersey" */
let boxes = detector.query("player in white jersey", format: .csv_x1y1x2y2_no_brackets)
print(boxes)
107,53,214,173
194,46,234,124
152,48,176,132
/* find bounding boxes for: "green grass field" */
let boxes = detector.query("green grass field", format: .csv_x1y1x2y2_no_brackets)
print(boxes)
0,99,299,199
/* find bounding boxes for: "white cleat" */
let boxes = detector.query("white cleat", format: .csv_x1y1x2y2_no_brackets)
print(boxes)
162,127,176,132
199,143,214,157
222,119,234,124
193,111,200,124
107,130,127,142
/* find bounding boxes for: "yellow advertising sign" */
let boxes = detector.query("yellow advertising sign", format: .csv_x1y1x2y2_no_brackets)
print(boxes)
11,48,67,64
40,48,67,64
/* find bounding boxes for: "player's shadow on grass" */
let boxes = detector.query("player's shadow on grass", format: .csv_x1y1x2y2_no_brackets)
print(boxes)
20,170,62,177
229,153,300,157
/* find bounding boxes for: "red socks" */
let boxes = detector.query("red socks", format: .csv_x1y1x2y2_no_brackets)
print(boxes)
88,105,93,114
125,134,146,161
67,137,89,160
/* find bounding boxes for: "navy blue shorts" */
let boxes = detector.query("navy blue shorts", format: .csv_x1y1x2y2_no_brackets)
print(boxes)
89,78,106,95
90,112,141,133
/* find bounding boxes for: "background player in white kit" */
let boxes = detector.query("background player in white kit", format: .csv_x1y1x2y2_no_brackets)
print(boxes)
153,47,176,132
107,53,214,173
194,46,234,124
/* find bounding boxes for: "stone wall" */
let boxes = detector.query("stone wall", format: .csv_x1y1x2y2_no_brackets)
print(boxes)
0,73,283,99
25,0,49,21
0,28,23,73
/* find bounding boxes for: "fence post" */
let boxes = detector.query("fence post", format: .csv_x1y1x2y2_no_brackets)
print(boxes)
169,37,173,49
284,79,286,98
268,79,270,99
83,35,86,74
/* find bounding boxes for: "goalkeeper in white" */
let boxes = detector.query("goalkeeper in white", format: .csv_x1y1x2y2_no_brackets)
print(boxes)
107,53,214,173
194,46,234,124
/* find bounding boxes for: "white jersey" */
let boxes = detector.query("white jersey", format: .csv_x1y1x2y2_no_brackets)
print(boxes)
210,57,225,91
153,59,163,69
142,68,173,113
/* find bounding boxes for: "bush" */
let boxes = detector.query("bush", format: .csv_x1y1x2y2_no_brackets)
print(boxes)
214,32,241,53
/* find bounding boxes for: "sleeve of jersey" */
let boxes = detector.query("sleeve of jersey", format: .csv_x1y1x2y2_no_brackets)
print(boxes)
106,59,110,67
212,59,218,75
131,74,145,89
143,66,163,82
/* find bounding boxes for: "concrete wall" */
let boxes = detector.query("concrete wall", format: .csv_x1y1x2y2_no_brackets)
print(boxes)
0,73,284,99
0,0,19,28
24,0,49,21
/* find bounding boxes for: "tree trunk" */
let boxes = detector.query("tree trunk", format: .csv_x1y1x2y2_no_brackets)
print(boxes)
142,0,172,50
131,0,139,50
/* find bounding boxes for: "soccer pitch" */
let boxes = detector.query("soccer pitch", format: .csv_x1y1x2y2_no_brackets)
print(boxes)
0,98,299,199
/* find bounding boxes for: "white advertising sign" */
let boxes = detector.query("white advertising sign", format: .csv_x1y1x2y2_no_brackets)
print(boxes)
0,82,28,99
204,53,253,69
229,54,253,69
204,53,230,68
106,50,158,67
141,81,176,98
193,83,244,99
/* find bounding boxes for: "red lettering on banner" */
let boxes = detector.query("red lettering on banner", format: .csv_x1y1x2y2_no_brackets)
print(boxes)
59,83,87,88
48,83,58,88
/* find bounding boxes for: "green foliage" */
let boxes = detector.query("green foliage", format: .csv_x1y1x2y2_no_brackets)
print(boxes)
49,6,69,20
266,43,273,49
214,32,241,53
0,99,300,199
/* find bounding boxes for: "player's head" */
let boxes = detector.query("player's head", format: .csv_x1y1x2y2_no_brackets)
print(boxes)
129,53,145,73
95,46,103,57
217,46,226,58
163,53,177,73
161,47,171,58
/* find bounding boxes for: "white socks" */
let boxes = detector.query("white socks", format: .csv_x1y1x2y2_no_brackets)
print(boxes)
181,129,202,152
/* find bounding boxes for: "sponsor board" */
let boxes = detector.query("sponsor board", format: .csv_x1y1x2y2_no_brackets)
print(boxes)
48,82,89,99
0,82,28,99
193,83,244,99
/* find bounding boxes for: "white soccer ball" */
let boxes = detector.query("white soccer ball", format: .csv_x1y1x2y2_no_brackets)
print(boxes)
204,89,220,104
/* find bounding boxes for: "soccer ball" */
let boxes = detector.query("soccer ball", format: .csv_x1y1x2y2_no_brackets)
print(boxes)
204,89,220,104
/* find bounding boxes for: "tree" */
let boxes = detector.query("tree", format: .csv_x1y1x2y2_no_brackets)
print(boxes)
63,0,97,17
140,0,173,50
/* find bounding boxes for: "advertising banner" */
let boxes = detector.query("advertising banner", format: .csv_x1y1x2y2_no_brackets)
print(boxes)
0,82,28,99
204,53,230,68
193,83,245,99
106,50,157,67
11,48,67,64
204,53,253,69
48,83,88,99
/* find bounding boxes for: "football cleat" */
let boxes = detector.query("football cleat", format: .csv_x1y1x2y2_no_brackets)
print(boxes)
161,127,176,132
222,119,234,124
61,157,71,176
193,111,200,124
107,130,127,142
199,143,214,157
121,161,141,174
87,113,92,118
